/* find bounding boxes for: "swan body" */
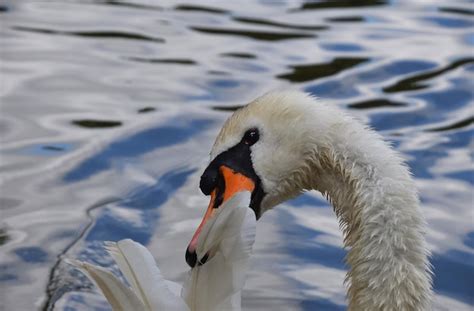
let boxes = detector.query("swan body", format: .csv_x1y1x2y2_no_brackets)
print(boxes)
192,90,432,310
70,191,256,311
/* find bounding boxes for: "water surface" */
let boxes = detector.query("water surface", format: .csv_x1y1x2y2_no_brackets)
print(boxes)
1,0,473,310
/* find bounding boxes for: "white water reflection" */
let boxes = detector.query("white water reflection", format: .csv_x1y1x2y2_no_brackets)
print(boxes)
1,0,473,310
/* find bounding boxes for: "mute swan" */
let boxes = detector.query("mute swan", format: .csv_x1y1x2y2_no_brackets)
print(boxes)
69,191,256,311
187,91,432,310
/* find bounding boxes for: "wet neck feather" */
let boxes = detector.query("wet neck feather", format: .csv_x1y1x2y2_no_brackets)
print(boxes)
309,119,432,310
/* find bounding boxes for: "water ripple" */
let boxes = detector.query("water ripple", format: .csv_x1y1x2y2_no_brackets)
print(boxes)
278,57,369,83
383,58,474,93
12,26,165,43
190,26,315,41
1,0,473,310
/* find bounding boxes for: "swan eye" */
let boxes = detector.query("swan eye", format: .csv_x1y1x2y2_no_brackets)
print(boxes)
242,128,259,146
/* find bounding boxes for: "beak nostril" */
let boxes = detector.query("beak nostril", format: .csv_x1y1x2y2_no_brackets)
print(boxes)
198,253,209,266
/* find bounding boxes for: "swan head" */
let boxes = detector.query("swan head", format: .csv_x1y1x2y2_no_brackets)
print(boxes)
186,90,331,267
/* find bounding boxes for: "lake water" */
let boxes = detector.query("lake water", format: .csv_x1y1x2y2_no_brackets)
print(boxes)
0,0,473,310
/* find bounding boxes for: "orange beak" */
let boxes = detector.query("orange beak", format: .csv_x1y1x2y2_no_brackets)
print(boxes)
186,165,255,267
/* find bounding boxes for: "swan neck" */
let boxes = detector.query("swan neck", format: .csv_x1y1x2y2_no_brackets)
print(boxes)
308,123,432,310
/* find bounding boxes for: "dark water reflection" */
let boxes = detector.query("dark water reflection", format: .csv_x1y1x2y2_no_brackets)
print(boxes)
278,57,369,82
190,26,316,41
384,58,474,93
1,0,473,310
13,26,166,43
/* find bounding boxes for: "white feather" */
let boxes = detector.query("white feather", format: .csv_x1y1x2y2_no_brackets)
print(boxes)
182,191,256,311
68,191,256,311
195,191,254,261
104,239,189,311
66,259,146,311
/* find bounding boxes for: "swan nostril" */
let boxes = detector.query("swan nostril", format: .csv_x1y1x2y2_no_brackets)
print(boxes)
185,247,197,268
198,253,209,266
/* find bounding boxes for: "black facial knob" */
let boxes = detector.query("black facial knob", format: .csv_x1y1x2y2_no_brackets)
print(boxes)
200,165,217,195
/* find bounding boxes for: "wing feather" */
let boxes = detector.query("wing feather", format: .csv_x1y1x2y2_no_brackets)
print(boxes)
67,259,145,311
105,239,189,311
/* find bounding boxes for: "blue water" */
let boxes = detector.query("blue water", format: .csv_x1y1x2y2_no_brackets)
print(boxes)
0,0,473,310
